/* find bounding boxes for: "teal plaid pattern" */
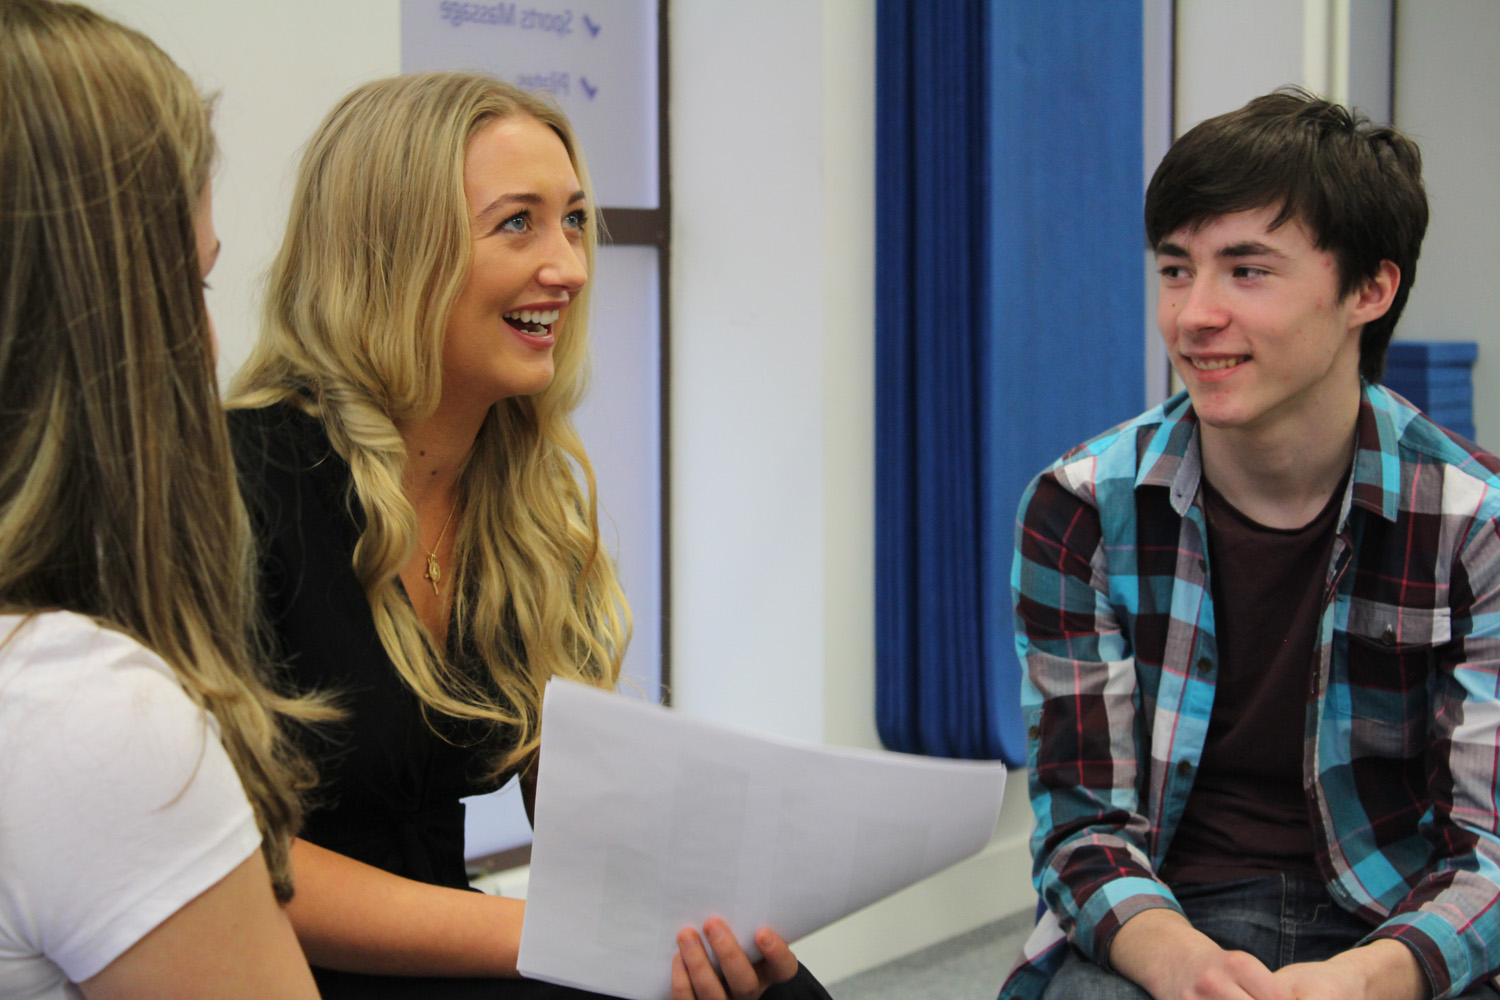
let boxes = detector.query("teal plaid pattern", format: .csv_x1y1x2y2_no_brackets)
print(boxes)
1000,385,1500,1000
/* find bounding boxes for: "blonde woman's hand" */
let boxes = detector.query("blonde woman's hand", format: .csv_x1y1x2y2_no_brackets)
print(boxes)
670,918,800,1000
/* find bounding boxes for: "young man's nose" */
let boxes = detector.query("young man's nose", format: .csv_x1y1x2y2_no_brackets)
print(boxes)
1176,276,1229,332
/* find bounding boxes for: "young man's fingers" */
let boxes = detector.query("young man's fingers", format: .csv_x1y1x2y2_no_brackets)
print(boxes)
752,928,800,984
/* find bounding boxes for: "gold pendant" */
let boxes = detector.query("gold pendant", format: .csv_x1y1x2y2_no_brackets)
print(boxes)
424,553,442,596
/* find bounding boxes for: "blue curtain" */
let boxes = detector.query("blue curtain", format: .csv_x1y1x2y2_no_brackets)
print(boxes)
876,1,1147,764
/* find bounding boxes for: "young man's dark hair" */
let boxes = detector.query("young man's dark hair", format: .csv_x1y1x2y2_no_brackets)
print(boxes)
1144,87,1428,383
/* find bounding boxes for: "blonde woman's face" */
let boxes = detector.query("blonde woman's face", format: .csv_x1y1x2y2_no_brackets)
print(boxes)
194,181,220,359
441,114,588,411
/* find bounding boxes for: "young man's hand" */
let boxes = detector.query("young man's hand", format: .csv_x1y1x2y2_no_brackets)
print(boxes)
1111,908,1291,1000
1271,940,1428,1000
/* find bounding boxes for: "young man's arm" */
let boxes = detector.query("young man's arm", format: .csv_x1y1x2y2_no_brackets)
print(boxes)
1351,511,1500,998
1276,501,1500,1000
1014,467,1181,969
1270,941,1427,1000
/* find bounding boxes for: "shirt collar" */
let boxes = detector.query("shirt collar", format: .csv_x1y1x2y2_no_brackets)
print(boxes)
1135,384,1401,523
1351,382,1404,523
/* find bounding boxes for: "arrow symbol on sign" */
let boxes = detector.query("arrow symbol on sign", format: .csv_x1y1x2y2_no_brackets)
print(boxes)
583,14,600,38
580,77,598,100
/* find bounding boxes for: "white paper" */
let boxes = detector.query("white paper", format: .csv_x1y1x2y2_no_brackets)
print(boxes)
516,679,1008,999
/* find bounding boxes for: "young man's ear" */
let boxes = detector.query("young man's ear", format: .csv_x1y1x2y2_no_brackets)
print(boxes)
1349,260,1401,327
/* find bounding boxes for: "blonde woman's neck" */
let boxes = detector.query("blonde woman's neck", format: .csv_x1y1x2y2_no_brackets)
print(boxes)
397,400,484,507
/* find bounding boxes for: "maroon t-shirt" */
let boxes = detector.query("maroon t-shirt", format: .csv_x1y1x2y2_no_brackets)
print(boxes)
1159,472,1347,885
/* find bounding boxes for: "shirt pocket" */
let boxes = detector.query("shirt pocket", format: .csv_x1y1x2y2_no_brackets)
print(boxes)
1338,603,1446,759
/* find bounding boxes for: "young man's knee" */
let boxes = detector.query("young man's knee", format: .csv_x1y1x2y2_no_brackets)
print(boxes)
1042,952,1152,1000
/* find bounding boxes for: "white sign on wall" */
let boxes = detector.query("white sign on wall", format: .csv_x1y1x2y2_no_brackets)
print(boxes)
401,0,659,208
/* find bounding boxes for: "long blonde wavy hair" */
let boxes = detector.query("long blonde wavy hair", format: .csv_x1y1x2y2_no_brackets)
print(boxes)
0,0,324,900
231,73,630,778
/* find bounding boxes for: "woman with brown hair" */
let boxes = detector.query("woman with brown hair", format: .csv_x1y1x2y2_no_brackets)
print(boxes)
0,1,323,996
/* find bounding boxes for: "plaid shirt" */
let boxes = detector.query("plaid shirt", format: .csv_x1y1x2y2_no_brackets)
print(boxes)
1001,385,1500,1000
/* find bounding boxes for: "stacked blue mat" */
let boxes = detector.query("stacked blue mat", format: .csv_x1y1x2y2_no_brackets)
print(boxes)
1383,340,1478,442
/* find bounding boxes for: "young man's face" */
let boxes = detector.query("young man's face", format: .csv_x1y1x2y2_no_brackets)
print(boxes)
1155,205,1381,440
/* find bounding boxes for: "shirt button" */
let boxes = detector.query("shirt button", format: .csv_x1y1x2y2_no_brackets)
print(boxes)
1177,759,1193,777
1196,657,1212,675
1197,558,1207,574
1381,625,1396,646
1028,725,1041,741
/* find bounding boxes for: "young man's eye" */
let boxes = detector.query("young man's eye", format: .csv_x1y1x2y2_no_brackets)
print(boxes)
1232,265,1269,279
1158,264,1187,280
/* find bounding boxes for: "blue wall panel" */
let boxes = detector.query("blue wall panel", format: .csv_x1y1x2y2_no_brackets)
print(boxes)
983,4,1147,762
875,1,1147,764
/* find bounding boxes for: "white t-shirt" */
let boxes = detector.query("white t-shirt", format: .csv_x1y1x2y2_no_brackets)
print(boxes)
0,611,261,1000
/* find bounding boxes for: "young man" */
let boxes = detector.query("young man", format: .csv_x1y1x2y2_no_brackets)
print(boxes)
1002,90,1500,1000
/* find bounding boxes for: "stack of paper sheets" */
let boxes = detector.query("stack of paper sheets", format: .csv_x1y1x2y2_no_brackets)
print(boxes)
517,680,1009,999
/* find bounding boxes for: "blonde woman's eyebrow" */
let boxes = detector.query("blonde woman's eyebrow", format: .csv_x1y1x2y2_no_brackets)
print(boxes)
475,190,587,224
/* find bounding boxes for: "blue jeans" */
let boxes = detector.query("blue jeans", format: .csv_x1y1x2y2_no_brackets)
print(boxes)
1041,875,1498,999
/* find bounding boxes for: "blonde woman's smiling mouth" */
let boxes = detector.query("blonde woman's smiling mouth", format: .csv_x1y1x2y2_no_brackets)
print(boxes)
503,308,560,334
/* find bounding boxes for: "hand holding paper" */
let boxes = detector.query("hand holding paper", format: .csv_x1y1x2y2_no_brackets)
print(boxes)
671,919,797,1000
517,680,1008,999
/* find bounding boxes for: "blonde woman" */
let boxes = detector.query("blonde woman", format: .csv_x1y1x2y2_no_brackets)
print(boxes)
0,2,322,998
229,73,830,1000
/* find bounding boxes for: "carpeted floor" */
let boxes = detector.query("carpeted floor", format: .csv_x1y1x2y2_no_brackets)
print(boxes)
827,909,1034,1000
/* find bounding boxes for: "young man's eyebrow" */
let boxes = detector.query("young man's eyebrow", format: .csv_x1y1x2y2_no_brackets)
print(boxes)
1219,241,1286,259
1153,239,1289,260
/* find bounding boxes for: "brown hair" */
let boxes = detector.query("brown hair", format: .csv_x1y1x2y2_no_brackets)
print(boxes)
0,0,323,901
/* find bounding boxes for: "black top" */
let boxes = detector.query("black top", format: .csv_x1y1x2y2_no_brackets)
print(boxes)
229,403,831,1000
229,403,510,891
1161,472,1346,885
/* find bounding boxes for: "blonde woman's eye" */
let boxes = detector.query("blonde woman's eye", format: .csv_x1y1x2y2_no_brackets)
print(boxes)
564,208,588,231
498,212,530,234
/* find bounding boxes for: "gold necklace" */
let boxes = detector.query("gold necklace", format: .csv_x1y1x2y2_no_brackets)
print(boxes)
422,500,458,597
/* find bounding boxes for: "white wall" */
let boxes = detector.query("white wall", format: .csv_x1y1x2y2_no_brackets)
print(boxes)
1392,2,1500,449
92,0,401,378
669,0,1033,981
668,1,830,744
1174,0,1305,134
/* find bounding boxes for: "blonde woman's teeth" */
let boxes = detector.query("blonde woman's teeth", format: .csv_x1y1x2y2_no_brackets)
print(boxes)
505,309,559,332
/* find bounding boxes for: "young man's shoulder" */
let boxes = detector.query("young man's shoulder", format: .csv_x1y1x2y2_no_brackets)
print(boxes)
1367,384,1500,510
1034,392,1194,502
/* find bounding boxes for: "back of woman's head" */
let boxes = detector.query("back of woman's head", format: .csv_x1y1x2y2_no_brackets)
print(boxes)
0,0,316,901
238,71,596,427
0,0,215,619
